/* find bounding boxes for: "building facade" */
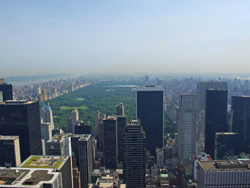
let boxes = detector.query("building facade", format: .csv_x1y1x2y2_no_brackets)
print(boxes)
0,100,42,162
123,120,146,188
0,135,21,167
177,94,196,164
117,116,126,163
205,90,228,159
136,86,163,156
41,104,54,129
116,103,124,116
231,96,250,153
0,82,13,101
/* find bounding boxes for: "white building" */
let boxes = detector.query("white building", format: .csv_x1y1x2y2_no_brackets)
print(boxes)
41,104,54,130
197,160,250,188
177,94,196,165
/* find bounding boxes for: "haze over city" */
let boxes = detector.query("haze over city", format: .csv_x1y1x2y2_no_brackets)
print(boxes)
1,0,250,76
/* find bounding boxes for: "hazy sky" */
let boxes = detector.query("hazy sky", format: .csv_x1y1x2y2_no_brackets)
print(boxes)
1,0,250,76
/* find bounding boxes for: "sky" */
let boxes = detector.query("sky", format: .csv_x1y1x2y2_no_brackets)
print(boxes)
0,0,250,76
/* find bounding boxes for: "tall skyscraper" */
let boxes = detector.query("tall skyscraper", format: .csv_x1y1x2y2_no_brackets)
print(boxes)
41,122,52,154
0,100,42,162
42,87,47,101
116,116,126,163
0,91,3,102
71,108,79,133
0,80,13,101
78,135,93,188
123,120,146,188
177,94,196,164
205,89,228,159
0,135,21,167
231,96,250,153
214,132,238,160
116,103,124,116
74,122,92,134
103,116,117,169
197,81,228,117
41,103,54,129
136,86,163,156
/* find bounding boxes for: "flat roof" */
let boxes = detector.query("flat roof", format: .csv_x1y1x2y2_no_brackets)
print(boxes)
1,100,35,105
0,135,19,140
20,156,69,170
199,160,250,172
0,168,60,187
216,132,238,135
136,86,163,91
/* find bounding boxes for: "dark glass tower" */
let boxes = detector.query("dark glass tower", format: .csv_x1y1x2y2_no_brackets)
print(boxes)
0,100,42,162
0,83,13,101
205,89,228,159
136,86,163,156
117,116,126,163
214,132,238,160
123,120,146,188
231,96,250,153
103,116,117,169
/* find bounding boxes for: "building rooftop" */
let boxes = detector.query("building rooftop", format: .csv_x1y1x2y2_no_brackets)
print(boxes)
198,160,250,172
0,136,19,141
0,168,60,187
216,132,238,136
136,86,163,91
1,100,35,105
128,119,140,125
20,156,69,170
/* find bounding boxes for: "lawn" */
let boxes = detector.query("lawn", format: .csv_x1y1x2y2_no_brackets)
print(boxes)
60,105,88,111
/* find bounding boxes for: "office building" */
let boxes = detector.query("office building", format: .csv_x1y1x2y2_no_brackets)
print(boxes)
42,87,47,101
0,81,13,101
103,116,117,169
20,155,73,188
197,160,250,188
41,122,52,154
156,148,165,168
78,135,93,188
177,94,196,164
41,104,54,129
74,122,92,134
89,175,126,188
231,96,250,153
0,167,62,187
0,136,21,167
214,132,238,160
0,91,2,102
71,108,79,133
97,113,106,151
65,134,93,188
117,116,126,163
116,103,124,116
205,90,228,159
46,134,66,156
0,100,42,162
52,128,63,137
123,120,146,188
136,86,163,156
197,81,227,117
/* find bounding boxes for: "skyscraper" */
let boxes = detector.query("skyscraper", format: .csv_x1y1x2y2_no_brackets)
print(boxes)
41,122,52,154
0,91,3,102
42,87,47,101
103,116,117,169
205,89,228,159
231,96,250,153
136,86,163,156
177,94,196,164
71,108,79,133
0,100,42,162
74,122,92,134
214,132,238,160
197,81,228,117
0,135,21,167
116,103,124,116
116,116,127,163
0,81,13,101
123,120,146,188
78,135,93,188
41,103,54,129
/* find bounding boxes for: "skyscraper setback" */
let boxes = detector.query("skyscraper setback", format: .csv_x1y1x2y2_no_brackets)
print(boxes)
205,89,228,159
136,86,164,156
0,100,42,161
